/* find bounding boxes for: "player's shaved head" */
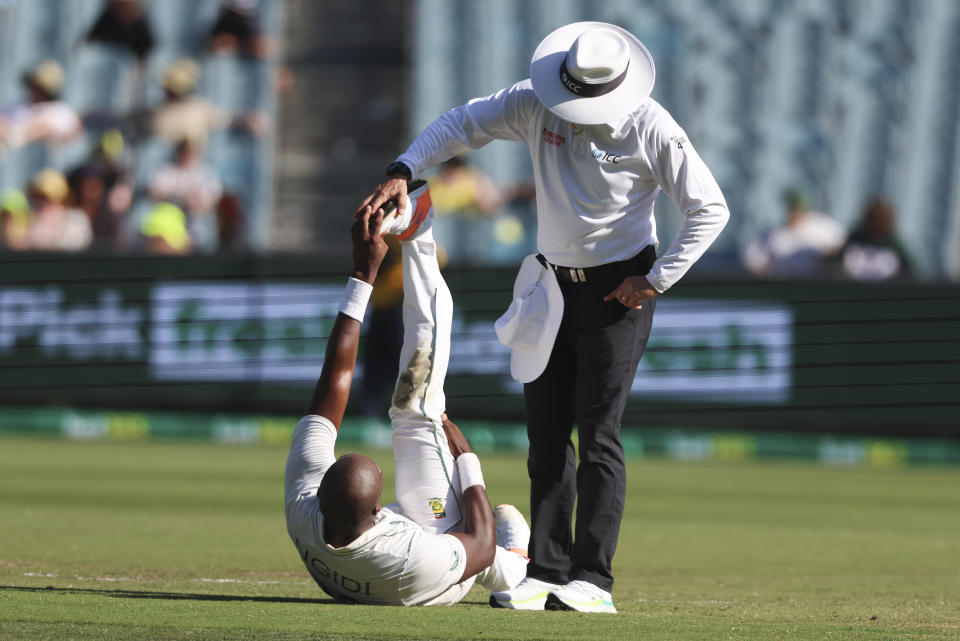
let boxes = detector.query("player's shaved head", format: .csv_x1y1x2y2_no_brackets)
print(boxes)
317,454,383,544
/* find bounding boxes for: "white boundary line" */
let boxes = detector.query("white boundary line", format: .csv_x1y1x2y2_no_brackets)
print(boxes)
22,572,308,586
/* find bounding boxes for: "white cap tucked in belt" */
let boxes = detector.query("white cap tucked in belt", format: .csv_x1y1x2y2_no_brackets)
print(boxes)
495,255,564,383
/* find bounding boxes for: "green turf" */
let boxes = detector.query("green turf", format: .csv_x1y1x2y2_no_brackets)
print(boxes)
1,435,958,640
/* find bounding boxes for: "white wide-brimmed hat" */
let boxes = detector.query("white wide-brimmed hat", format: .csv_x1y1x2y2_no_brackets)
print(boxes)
495,254,564,383
530,21,656,125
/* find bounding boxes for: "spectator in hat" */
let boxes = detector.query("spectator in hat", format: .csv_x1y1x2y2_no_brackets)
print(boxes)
140,202,191,255
0,60,82,151
151,59,228,146
149,137,222,251
742,188,846,278
23,169,91,252
0,189,31,250
149,58,268,146
86,0,155,61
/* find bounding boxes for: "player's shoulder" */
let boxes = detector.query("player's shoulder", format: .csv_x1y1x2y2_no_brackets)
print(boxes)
398,528,466,576
369,507,422,540
355,513,441,566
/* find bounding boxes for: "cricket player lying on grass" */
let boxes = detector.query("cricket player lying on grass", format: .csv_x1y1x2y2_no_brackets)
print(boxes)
284,182,529,606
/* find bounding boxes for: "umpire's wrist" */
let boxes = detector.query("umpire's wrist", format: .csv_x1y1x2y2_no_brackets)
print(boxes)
385,161,412,181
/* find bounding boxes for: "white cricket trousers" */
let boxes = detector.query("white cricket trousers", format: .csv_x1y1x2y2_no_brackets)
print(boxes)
388,230,526,604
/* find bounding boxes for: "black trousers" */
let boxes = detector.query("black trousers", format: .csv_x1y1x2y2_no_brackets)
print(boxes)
523,249,656,592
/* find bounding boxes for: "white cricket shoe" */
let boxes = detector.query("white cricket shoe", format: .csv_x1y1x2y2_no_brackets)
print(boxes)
545,580,617,613
489,577,560,610
378,179,432,241
494,504,530,557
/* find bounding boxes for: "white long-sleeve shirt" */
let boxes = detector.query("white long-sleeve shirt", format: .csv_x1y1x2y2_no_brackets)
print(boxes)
397,79,729,292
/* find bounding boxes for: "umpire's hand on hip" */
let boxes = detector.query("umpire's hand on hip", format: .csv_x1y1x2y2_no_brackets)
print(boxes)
604,275,658,309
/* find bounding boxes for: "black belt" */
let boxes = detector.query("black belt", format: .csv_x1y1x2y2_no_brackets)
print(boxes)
541,245,657,283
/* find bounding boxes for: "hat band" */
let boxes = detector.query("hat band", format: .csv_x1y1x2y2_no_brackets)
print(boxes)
558,56,629,98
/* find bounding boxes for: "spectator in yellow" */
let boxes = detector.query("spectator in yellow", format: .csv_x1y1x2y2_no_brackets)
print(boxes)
0,189,31,250
428,156,503,264
141,202,191,255
149,137,222,251
0,61,82,152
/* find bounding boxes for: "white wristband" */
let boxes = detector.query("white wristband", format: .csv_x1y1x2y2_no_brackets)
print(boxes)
456,452,485,491
338,277,373,322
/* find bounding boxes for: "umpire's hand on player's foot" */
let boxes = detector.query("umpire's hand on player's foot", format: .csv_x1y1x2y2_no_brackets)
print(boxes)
356,176,409,221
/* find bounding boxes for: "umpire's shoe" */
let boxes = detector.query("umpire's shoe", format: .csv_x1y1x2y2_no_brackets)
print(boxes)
545,580,617,614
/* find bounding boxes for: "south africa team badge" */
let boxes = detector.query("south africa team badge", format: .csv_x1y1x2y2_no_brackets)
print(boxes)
428,498,446,519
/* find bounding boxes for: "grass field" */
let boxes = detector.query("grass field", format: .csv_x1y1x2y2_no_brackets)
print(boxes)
1,435,958,640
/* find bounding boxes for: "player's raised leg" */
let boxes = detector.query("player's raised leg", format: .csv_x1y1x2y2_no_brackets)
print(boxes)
385,182,528,596
386,182,462,532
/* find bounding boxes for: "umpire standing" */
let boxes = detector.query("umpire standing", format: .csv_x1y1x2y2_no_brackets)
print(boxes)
357,22,729,613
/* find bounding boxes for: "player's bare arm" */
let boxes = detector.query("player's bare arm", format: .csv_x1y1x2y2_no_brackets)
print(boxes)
441,413,497,582
604,275,659,309
306,209,388,426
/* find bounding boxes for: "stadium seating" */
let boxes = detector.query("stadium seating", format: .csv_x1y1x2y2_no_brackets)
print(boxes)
0,0,280,250
410,0,960,278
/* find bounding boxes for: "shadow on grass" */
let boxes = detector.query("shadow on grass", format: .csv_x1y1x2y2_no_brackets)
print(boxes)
0,584,334,605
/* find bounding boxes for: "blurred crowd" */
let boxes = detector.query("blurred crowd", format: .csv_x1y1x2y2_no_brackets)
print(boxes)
421,155,913,282
743,189,913,282
0,0,274,255
425,156,538,268
0,0,915,283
